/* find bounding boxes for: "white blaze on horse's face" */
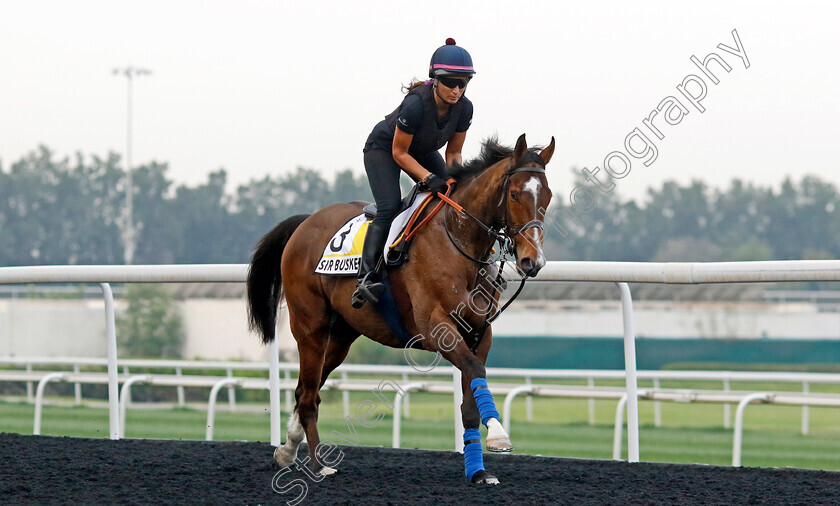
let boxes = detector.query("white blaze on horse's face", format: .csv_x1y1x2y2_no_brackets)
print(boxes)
523,176,542,200
509,171,551,277
522,176,546,270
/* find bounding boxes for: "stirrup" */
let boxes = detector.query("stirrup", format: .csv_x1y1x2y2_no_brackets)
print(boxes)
351,273,385,308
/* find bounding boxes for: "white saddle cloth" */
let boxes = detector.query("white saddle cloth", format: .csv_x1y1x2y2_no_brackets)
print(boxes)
314,192,431,275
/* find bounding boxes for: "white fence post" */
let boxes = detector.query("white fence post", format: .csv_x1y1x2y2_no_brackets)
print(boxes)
99,282,120,440
525,376,533,422
269,334,281,447
176,367,185,407
226,367,236,411
502,385,534,434
652,378,661,427
206,378,241,440
26,363,34,403
616,282,640,463
33,372,66,435
453,368,463,452
119,375,149,438
73,364,82,405
732,393,772,466
801,381,810,436
393,383,425,449
612,394,628,460
402,372,410,418
723,377,731,429
284,368,293,413
341,371,350,418
123,366,131,406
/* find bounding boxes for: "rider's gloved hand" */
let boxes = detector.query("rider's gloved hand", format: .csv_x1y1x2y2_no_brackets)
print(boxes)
420,173,449,195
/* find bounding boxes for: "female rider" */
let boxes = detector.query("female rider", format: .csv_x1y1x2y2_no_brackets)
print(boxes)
352,38,476,308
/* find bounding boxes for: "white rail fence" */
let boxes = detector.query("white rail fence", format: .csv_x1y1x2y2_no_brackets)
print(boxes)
6,356,840,432
2,260,840,465
5,362,840,467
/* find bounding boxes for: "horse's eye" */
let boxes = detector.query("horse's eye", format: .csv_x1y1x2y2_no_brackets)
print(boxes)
510,191,519,202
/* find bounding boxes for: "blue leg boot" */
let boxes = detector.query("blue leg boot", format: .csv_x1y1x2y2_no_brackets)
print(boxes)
471,378,514,452
463,428,499,484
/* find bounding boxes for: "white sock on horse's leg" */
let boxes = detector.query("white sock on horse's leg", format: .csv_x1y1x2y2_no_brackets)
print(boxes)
485,416,514,452
486,418,506,440
470,378,513,452
274,411,304,467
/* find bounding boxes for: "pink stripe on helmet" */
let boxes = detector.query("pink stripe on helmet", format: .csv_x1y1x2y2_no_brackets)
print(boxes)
430,64,474,71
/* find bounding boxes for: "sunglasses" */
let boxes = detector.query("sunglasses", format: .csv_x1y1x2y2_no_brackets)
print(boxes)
437,76,470,89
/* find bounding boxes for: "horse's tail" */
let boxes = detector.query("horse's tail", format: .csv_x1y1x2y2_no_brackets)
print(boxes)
247,214,310,344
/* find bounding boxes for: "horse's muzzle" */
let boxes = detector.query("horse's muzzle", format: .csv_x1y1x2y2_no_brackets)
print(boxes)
518,257,543,278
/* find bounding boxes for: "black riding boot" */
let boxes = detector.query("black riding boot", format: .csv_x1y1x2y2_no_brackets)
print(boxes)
351,219,390,308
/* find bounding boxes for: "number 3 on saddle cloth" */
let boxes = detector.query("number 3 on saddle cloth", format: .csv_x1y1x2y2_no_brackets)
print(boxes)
314,185,446,349
313,187,437,276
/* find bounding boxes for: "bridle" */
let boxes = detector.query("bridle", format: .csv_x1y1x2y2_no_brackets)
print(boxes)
499,165,546,242
442,162,547,266
438,159,548,353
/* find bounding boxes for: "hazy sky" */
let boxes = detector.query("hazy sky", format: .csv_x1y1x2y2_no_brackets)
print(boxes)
2,1,839,202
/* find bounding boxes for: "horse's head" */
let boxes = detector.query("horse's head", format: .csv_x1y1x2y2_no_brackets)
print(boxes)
502,134,555,277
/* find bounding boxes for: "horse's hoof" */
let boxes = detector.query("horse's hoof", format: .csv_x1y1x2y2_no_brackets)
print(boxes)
273,446,295,467
318,466,338,476
486,436,514,453
471,470,500,485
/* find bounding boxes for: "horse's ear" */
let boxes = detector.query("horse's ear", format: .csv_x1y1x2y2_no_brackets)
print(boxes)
512,134,528,167
539,136,556,166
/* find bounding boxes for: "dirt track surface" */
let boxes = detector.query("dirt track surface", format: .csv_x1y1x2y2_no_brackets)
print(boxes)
2,433,839,505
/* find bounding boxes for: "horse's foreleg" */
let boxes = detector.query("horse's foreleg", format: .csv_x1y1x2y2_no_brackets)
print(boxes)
459,371,500,485
470,328,513,454
436,323,509,484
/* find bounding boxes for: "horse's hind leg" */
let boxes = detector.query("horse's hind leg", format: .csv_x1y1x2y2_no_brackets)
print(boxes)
274,311,357,476
274,408,305,468
273,339,320,469
318,318,359,389
273,311,328,472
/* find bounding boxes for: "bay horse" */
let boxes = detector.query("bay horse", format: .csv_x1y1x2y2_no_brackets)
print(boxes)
247,134,554,484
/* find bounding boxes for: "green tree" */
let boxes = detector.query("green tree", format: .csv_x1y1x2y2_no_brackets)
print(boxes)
167,169,239,263
131,161,180,264
4,144,840,267
653,237,722,262
117,284,185,358
330,169,373,204
722,237,775,261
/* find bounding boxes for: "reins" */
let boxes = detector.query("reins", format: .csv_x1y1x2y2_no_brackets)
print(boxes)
433,162,547,354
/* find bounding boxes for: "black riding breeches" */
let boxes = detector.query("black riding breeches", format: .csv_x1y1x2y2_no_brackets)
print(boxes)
362,148,449,229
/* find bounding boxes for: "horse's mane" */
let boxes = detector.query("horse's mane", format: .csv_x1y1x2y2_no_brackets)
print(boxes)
448,136,544,181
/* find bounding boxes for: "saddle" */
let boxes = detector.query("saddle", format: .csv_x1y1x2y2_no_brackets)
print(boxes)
365,181,443,266
362,184,421,220
314,181,454,276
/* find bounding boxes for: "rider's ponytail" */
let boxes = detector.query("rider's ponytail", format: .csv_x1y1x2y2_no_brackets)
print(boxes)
401,78,433,94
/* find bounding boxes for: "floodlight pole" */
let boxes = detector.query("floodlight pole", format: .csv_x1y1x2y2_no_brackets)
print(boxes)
113,66,152,265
